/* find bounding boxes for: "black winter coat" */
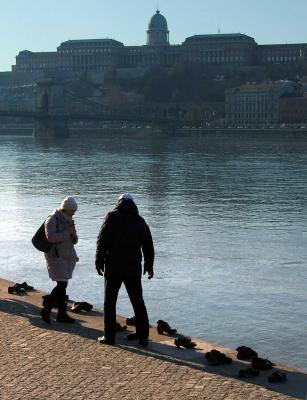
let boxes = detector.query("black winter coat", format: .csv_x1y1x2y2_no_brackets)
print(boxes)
95,200,154,278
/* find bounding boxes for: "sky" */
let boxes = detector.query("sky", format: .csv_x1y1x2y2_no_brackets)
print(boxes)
1,0,307,71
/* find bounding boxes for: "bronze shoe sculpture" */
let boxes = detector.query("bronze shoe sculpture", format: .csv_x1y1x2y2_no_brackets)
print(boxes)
157,320,177,335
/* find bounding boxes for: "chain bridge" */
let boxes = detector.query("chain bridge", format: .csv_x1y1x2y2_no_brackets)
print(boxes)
0,81,182,138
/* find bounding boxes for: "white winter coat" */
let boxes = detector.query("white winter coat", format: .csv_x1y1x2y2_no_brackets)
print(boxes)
44,209,78,281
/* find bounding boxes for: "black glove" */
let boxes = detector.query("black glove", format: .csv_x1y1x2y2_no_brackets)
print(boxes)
143,264,154,280
96,264,104,277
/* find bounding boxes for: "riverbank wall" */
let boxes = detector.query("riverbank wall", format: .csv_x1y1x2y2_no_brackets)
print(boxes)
1,125,307,137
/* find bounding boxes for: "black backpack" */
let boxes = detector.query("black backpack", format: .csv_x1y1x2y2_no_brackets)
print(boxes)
32,217,58,253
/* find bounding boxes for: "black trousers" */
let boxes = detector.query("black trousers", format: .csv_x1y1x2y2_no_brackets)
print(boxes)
104,276,149,342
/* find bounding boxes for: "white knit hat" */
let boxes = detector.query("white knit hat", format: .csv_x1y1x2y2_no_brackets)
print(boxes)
60,196,78,211
118,193,134,201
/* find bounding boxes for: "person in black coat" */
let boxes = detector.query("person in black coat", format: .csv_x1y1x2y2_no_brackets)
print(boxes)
95,193,154,346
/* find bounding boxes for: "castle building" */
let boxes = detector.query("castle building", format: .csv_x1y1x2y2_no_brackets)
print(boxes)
12,9,307,79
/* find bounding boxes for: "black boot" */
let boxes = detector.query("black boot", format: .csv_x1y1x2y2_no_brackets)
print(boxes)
56,303,75,323
40,295,53,323
40,307,51,323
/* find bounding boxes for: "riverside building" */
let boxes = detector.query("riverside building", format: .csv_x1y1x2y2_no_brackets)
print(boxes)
10,9,307,82
225,81,302,127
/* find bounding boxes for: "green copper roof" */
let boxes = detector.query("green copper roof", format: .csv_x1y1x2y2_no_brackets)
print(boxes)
148,10,168,30
59,39,124,47
185,33,255,42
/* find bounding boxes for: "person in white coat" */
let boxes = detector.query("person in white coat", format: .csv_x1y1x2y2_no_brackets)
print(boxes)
40,196,79,323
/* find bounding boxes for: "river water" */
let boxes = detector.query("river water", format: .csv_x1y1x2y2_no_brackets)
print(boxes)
0,130,306,370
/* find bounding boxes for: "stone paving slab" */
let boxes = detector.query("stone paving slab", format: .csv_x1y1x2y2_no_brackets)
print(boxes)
0,278,306,400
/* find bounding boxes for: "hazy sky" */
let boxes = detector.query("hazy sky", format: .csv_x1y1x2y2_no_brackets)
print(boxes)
1,0,307,71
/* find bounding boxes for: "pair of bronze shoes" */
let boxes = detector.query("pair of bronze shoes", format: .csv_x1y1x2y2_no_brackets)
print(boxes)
155,320,193,349
174,335,196,349
251,357,274,370
268,370,287,383
239,367,286,384
157,320,177,335
8,282,34,295
236,346,258,360
70,302,93,313
205,349,232,365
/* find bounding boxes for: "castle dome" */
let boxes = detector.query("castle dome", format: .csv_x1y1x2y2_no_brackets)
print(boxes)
148,10,168,30
147,10,169,46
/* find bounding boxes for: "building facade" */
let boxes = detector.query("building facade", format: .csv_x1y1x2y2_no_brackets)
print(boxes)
279,94,307,124
225,81,302,127
13,50,57,73
257,44,307,65
181,34,256,66
12,9,307,79
57,39,123,73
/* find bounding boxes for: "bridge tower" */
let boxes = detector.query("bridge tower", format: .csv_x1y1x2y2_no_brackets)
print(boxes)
33,81,70,138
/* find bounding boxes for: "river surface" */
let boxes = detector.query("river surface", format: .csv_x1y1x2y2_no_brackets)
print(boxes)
0,130,306,370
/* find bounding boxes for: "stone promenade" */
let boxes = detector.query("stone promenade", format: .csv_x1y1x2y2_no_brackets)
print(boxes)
0,278,306,400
